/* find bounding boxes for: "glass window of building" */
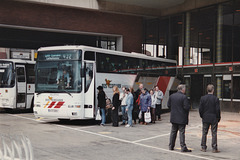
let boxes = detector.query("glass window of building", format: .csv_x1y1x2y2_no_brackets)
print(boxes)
233,75,240,99
97,36,117,50
190,7,216,65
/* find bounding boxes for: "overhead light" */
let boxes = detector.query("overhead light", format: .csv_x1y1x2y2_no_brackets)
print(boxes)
178,21,183,24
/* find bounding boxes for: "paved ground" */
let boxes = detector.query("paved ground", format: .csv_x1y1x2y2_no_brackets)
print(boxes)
0,109,239,160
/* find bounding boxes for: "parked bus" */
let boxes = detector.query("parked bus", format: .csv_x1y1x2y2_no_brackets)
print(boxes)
34,45,177,120
0,59,35,110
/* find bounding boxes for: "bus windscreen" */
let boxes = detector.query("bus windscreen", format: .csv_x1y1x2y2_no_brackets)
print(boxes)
36,50,82,93
0,61,15,88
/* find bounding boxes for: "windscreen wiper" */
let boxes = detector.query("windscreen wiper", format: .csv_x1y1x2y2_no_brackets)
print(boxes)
61,90,73,97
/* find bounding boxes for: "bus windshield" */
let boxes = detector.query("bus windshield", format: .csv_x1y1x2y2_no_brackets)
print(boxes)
35,50,82,93
0,61,15,88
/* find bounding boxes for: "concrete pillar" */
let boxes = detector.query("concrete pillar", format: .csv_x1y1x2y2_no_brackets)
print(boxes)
6,48,10,59
216,4,223,63
184,12,190,65
216,77,222,98
216,5,223,98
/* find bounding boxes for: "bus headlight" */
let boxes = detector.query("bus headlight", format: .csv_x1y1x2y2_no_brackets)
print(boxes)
68,105,74,108
68,105,80,108
75,105,81,108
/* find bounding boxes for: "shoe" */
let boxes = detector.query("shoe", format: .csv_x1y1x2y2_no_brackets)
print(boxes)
140,122,143,125
134,121,136,124
120,123,125,125
100,124,105,126
181,148,192,152
158,118,162,121
212,149,220,153
125,124,132,127
144,122,147,125
169,148,174,151
201,148,206,152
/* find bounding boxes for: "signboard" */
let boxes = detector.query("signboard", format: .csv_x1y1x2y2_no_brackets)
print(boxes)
11,51,31,60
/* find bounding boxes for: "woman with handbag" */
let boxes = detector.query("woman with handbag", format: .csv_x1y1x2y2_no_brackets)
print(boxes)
139,88,151,125
112,85,120,127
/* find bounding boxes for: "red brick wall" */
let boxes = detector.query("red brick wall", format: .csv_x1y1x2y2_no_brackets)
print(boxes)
0,1,143,53
0,52,6,59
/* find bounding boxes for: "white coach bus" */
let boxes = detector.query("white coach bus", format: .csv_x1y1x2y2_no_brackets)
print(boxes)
0,59,35,110
34,45,177,120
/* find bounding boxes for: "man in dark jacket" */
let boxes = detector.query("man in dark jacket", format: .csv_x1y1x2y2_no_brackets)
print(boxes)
97,86,106,126
199,84,221,153
167,84,191,152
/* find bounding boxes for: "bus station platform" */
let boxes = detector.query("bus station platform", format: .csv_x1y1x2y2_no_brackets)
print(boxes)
0,109,239,160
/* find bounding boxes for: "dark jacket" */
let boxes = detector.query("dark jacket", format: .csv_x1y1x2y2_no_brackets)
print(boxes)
97,90,106,108
112,93,120,109
199,94,221,124
167,91,190,125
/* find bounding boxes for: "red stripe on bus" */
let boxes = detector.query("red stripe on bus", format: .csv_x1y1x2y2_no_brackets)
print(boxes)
48,101,56,108
54,102,65,108
157,76,171,94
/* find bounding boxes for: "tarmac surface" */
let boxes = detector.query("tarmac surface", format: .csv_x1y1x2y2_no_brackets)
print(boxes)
0,109,240,160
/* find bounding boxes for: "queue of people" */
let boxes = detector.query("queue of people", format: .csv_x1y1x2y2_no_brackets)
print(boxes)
97,83,164,127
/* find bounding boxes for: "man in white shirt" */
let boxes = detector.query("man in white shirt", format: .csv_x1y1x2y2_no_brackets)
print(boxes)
120,87,127,125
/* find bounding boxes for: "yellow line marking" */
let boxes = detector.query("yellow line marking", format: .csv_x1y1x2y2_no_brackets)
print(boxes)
176,147,194,150
36,117,44,121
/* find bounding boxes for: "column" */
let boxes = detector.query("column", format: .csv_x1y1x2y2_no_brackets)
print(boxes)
184,12,190,65
216,4,223,98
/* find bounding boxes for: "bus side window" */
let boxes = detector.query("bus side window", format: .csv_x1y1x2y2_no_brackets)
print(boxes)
16,67,25,82
26,64,35,84
85,63,93,92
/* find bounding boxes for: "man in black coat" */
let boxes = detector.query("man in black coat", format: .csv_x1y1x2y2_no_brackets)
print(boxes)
199,84,221,153
97,86,106,126
167,84,192,152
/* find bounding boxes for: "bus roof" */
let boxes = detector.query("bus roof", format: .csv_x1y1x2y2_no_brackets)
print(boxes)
0,59,35,64
38,45,177,64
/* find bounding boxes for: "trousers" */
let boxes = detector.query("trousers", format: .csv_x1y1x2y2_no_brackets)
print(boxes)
201,122,218,150
169,123,187,150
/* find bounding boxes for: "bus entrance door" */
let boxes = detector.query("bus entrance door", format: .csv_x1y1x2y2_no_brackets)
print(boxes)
84,62,95,118
16,65,26,108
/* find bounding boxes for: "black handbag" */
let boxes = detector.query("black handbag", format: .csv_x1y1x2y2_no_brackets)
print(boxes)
122,112,128,121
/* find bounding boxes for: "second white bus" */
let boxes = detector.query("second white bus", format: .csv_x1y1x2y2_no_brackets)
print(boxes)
0,59,35,110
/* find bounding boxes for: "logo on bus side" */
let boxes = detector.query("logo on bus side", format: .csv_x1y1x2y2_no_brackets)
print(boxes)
102,79,121,88
105,79,112,87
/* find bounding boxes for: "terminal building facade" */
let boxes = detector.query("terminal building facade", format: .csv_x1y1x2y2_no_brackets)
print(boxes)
0,0,240,112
